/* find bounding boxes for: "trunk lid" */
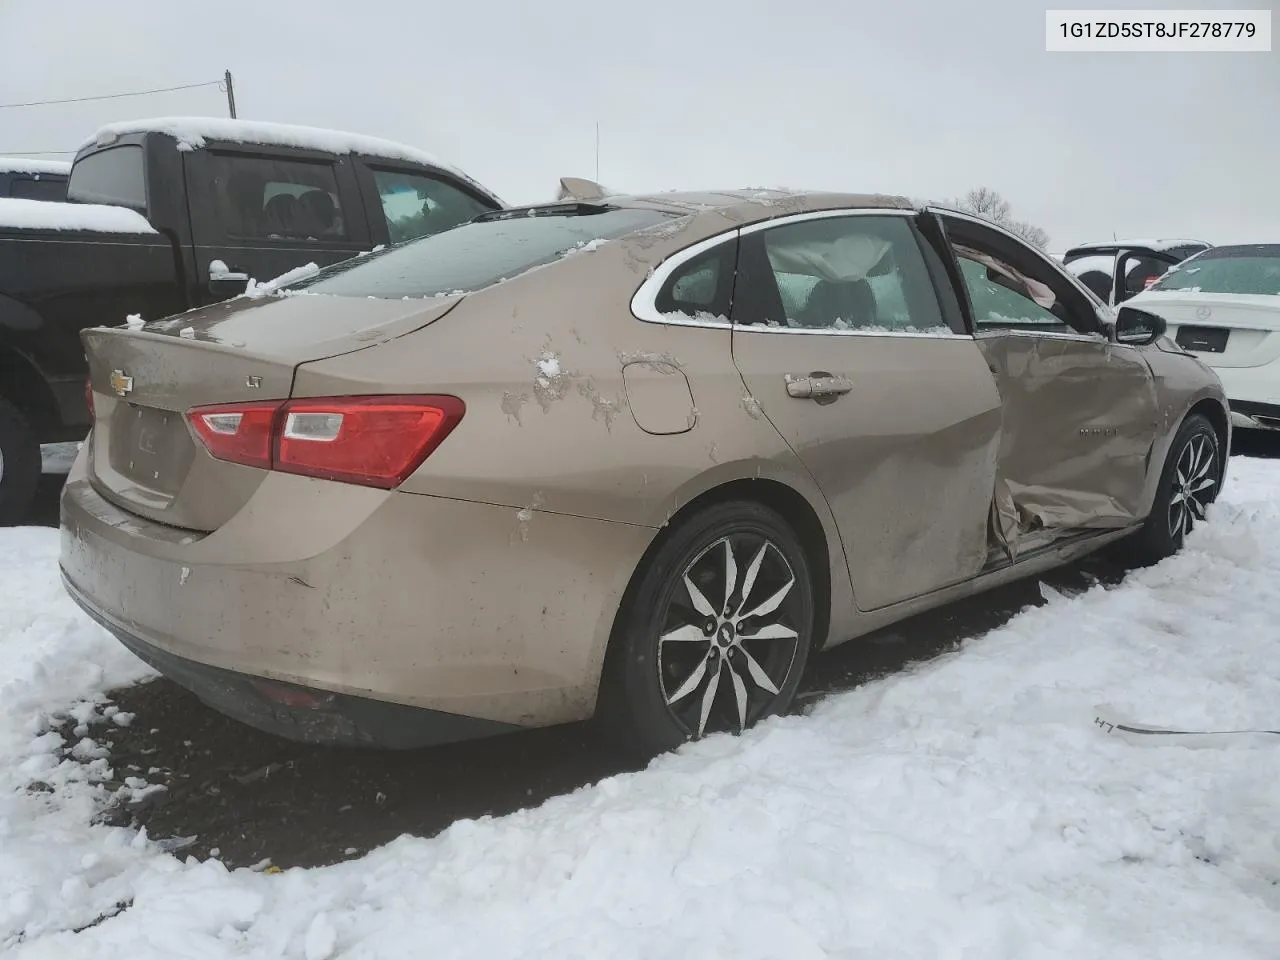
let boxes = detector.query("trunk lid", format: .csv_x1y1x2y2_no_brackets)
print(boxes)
83,293,461,531
1129,292,1280,369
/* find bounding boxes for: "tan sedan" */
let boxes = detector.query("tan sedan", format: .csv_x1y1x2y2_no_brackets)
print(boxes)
60,188,1229,755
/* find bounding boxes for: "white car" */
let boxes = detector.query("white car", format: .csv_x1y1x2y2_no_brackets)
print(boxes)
1124,243,1280,432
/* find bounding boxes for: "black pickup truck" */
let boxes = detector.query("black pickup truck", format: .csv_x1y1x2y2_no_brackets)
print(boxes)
0,118,503,522
0,158,70,202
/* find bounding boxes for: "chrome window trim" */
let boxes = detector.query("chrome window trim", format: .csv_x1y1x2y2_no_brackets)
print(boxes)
631,207,972,339
730,326,971,340
974,327,1139,350
736,206,914,237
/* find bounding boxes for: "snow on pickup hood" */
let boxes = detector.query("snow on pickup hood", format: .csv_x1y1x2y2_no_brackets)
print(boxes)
0,197,155,234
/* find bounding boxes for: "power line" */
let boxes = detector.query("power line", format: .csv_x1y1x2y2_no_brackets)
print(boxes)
0,149,76,155
0,79,223,110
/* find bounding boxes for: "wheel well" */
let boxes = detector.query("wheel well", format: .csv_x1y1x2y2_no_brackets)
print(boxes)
606,478,833,665
0,347,59,432
1186,398,1229,469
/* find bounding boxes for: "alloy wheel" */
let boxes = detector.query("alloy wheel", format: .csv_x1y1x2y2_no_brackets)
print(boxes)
1167,432,1218,541
657,533,804,738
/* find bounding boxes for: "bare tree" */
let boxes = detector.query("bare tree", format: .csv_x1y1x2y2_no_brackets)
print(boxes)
951,187,1050,251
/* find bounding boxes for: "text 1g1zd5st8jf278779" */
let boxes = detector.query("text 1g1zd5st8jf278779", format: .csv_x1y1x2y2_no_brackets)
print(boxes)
1045,9,1271,52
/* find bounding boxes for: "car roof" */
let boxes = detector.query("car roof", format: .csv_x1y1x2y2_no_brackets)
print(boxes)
547,188,917,228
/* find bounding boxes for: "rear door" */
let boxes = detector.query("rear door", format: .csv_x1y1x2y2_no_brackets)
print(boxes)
729,209,1005,611
183,146,371,306
938,214,1161,557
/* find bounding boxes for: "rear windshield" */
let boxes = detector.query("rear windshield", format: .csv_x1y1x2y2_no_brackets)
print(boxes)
1150,245,1280,296
288,205,677,299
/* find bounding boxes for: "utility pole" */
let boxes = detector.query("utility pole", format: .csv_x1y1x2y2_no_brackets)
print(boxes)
224,70,237,119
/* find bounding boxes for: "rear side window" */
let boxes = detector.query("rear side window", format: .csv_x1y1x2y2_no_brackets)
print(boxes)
9,177,67,201
1151,245,1280,295
207,153,348,241
371,169,493,244
67,145,146,209
654,240,737,321
290,206,676,299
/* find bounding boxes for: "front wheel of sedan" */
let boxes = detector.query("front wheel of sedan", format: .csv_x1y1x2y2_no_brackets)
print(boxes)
1124,413,1222,566
606,501,816,757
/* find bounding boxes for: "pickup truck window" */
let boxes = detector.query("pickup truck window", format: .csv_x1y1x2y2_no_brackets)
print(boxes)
208,153,348,242
67,145,146,209
8,177,67,202
371,169,492,244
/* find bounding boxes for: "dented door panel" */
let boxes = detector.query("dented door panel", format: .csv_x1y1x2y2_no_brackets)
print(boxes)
976,332,1160,556
733,331,1004,610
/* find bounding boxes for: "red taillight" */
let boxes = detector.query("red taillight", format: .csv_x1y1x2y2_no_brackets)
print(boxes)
188,402,278,470
185,395,464,489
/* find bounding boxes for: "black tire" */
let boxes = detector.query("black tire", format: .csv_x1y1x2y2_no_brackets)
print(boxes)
604,500,816,757
0,397,40,526
1121,414,1222,566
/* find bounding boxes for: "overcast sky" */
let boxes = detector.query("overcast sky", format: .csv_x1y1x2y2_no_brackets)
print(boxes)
2,0,1276,250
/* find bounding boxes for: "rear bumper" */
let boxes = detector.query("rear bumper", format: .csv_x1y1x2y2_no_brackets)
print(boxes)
1217,360,1280,430
59,454,655,740
1198,360,1280,430
64,572,516,749
1229,399,1280,431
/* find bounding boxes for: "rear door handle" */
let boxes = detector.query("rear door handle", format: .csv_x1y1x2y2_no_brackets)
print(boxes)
785,374,853,400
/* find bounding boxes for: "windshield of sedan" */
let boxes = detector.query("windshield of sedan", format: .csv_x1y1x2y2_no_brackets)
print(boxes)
285,204,677,299
1150,245,1280,296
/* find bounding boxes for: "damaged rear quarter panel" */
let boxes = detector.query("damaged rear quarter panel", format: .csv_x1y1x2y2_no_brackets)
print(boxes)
289,233,815,530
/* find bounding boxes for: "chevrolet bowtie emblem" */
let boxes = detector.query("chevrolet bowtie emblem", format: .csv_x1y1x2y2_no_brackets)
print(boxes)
109,370,134,397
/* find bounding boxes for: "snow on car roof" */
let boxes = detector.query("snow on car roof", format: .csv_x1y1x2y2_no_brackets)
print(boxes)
0,197,156,234
0,157,71,176
1066,238,1209,253
82,117,499,200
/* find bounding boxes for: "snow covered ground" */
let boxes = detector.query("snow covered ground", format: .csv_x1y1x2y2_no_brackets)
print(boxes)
3,458,1279,958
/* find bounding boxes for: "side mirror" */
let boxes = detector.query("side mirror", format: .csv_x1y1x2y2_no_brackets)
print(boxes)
1114,306,1166,346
